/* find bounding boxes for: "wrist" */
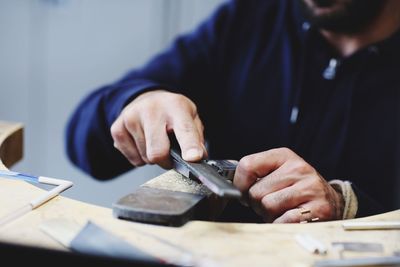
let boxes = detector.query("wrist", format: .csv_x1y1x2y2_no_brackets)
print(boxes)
333,185,345,220
329,179,358,219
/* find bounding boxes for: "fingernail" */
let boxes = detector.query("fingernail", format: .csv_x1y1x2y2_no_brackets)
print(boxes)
184,148,203,161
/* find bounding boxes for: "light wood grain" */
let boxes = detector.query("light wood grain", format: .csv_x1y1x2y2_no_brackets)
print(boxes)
0,175,399,267
0,120,399,267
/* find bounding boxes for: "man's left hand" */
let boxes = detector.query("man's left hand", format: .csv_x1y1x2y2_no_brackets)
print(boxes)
233,148,344,223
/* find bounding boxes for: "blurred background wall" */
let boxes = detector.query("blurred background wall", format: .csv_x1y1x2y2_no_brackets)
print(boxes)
0,0,224,207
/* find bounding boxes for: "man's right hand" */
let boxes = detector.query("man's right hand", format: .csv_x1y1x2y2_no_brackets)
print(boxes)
110,90,207,169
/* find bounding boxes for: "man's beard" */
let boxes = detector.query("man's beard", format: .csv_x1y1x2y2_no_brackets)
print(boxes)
300,0,386,34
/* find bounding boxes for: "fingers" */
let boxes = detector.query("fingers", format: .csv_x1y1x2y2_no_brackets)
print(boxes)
110,117,145,166
273,207,313,223
264,179,340,223
124,119,149,164
248,163,296,201
193,115,208,158
253,172,339,222
258,185,308,222
233,147,343,223
273,209,301,223
110,91,207,168
233,148,295,193
273,202,329,223
247,159,316,204
172,112,205,162
142,116,171,169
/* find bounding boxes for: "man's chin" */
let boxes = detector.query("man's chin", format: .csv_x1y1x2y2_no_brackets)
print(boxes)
310,7,342,17
310,0,338,8
300,0,386,34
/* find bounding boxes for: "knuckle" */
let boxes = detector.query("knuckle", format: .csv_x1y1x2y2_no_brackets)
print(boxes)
260,196,278,221
110,126,125,142
170,93,188,105
190,102,198,115
276,147,293,155
123,103,140,118
265,147,293,161
123,117,140,132
113,142,119,149
248,185,261,201
171,94,197,113
238,156,255,175
289,160,314,175
261,196,271,210
262,194,283,212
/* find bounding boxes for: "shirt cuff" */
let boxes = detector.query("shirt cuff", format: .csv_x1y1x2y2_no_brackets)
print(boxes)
329,179,358,220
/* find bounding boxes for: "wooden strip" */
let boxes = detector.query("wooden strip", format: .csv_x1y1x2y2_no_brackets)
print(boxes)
0,120,399,266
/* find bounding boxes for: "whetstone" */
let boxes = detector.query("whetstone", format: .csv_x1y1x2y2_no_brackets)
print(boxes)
113,170,228,226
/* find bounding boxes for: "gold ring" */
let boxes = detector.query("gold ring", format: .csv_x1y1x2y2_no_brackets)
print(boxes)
298,208,319,223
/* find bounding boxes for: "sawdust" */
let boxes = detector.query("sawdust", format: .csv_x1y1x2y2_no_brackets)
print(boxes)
142,170,211,196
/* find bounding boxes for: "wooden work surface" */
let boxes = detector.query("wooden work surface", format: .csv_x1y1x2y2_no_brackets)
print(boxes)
0,121,399,267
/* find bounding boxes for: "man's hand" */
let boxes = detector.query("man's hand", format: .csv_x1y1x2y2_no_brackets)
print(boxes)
110,90,207,169
233,148,344,223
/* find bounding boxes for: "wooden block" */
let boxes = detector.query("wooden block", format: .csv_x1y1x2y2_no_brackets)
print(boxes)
113,170,230,226
0,121,24,170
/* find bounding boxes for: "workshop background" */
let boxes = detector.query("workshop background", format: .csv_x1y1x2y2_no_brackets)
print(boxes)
0,0,224,207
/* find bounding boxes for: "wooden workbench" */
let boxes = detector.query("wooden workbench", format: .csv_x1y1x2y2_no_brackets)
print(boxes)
0,121,399,267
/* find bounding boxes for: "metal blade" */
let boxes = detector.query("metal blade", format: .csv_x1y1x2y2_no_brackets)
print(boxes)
170,148,241,198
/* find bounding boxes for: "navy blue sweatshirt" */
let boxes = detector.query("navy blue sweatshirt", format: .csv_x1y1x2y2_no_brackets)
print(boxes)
66,0,400,218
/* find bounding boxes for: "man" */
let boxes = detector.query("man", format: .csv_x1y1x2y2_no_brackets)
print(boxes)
66,0,400,223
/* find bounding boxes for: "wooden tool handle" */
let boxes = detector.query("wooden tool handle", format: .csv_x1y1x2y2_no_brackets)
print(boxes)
0,121,24,170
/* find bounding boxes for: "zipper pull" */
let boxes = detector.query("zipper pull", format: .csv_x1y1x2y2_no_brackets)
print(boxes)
290,106,299,124
323,58,340,80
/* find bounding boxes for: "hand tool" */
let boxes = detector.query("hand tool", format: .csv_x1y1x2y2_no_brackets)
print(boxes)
113,134,241,226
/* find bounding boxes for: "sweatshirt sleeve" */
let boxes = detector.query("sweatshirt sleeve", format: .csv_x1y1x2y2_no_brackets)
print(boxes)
65,0,241,179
